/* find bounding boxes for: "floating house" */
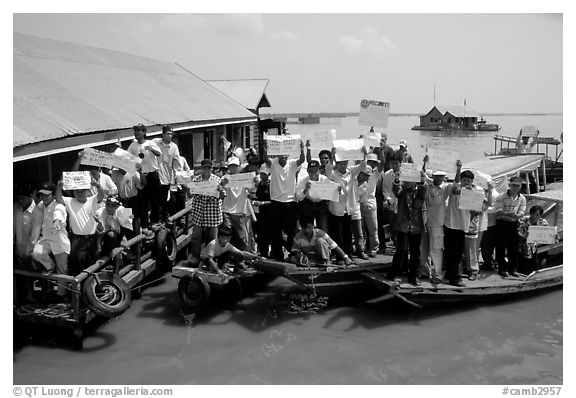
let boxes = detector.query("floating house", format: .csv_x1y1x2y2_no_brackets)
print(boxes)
13,33,268,188
413,106,499,131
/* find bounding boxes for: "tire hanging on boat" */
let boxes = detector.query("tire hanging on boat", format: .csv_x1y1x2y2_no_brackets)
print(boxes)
82,272,131,318
156,228,177,269
178,274,211,309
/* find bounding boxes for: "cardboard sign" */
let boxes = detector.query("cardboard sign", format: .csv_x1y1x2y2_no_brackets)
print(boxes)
358,99,390,128
113,148,142,174
399,163,421,182
116,207,134,231
527,226,557,244
175,170,195,185
265,133,302,158
309,180,340,202
426,147,459,175
62,171,92,190
362,131,381,148
187,179,220,198
333,139,364,161
223,172,256,189
300,130,336,153
80,148,115,169
458,188,486,211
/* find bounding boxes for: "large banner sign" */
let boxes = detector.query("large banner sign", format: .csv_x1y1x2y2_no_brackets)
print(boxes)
399,163,421,182
223,172,256,189
265,133,302,158
186,179,220,198
426,147,459,175
527,226,557,244
300,130,336,154
458,188,486,211
358,99,390,128
308,180,340,202
80,148,116,169
62,171,92,190
333,139,364,161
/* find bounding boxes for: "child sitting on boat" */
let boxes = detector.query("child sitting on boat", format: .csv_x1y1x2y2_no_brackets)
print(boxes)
182,225,261,277
517,205,558,274
289,215,352,266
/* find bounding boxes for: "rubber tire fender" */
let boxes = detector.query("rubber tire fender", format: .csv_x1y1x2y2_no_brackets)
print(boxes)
178,274,211,309
156,228,177,270
82,272,131,318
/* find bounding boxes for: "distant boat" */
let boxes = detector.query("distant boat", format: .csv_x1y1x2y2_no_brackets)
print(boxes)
412,105,500,132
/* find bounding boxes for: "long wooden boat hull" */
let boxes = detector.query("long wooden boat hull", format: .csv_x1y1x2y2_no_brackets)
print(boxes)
252,259,391,300
363,265,563,308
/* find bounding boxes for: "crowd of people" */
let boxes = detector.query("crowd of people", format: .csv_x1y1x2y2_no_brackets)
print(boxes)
14,123,551,303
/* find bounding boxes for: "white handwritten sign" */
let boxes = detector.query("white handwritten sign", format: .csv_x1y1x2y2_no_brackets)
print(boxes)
527,226,557,244
362,131,381,148
458,188,486,211
113,148,142,174
265,133,302,158
427,147,459,175
399,163,421,182
80,148,115,169
300,130,336,153
187,179,220,198
223,172,256,189
333,139,364,161
62,171,92,190
309,180,340,202
358,99,390,128
175,170,195,185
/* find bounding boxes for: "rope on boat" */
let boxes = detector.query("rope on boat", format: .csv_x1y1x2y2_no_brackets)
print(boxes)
15,303,73,319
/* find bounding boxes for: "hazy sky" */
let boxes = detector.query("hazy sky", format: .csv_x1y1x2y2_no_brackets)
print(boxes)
13,13,563,114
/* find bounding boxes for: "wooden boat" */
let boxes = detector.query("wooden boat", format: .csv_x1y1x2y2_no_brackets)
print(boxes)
172,262,276,311
251,257,392,301
362,266,562,308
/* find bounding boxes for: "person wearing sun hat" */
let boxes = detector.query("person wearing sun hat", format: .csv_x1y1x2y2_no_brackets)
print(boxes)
396,139,414,164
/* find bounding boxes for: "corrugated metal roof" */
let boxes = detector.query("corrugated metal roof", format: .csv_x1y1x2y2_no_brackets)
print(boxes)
206,79,270,110
438,106,479,118
13,33,256,149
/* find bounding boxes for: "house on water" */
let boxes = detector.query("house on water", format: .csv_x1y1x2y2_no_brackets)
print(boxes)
413,105,488,131
13,33,271,190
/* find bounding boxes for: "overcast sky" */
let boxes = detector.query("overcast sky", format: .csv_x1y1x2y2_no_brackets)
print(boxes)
13,13,563,114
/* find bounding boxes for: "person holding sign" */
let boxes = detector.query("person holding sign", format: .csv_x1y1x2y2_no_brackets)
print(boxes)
127,124,162,230
220,156,254,253
318,150,332,176
380,152,403,249
254,164,273,258
296,158,330,232
517,205,556,274
55,173,105,276
188,159,227,261
357,153,385,257
385,168,427,286
492,176,527,278
262,138,306,261
31,182,71,299
326,147,368,261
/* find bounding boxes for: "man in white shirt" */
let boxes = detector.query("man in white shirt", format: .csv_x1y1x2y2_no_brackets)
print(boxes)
221,156,253,252
127,124,161,229
262,138,306,261
152,125,181,222
358,152,384,257
381,152,403,249
296,159,330,232
56,175,105,275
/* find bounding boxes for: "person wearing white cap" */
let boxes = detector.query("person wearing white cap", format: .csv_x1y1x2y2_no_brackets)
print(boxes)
396,139,414,164
357,152,385,257
262,138,306,261
254,164,273,257
220,156,252,254
296,159,330,232
326,147,368,261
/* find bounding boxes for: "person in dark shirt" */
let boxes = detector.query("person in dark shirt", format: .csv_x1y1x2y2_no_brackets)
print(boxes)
254,164,273,257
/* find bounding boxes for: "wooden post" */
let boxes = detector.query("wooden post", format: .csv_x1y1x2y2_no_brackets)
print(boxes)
524,173,531,194
541,158,547,191
535,167,540,192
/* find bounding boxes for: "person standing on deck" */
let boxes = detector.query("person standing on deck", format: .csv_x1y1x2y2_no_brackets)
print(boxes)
262,138,306,261
254,164,273,258
318,150,332,176
396,140,414,164
358,152,385,257
326,148,368,260
152,125,181,222
31,182,70,299
13,183,43,269
373,133,396,249
127,124,162,230
221,156,253,253
381,152,404,249
188,159,227,262
493,176,526,277
443,162,471,287
55,176,105,276
462,180,492,281
479,184,500,271
296,158,330,233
